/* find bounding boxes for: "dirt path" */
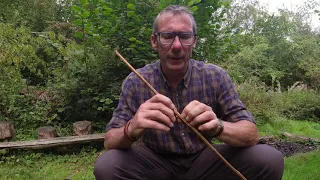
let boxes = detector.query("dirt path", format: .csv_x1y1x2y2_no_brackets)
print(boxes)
259,136,319,157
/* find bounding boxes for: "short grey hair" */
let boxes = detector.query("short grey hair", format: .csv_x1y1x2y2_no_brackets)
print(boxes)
152,5,197,34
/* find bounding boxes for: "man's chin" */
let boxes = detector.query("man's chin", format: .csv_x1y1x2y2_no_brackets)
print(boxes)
167,61,186,70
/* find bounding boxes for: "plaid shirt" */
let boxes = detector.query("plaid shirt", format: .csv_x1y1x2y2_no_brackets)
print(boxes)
106,59,254,154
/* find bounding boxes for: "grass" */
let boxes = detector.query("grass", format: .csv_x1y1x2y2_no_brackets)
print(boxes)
0,118,319,180
257,117,320,139
0,148,100,180
283,150,320,180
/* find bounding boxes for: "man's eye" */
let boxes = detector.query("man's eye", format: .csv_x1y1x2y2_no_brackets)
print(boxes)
179,34,192,39
161,33,174,39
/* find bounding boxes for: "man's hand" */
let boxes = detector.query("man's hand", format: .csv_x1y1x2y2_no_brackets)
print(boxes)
181,100,220,136
127,94,177,138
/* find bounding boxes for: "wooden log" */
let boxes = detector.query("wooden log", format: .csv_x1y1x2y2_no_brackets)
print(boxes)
0,133,105,150
258,135,277,144
73,121,91,136
38,126,57,139
282,132,319,142
0,121,14,140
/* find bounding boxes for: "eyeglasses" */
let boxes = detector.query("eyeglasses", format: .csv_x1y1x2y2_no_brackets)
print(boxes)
154,32,196,45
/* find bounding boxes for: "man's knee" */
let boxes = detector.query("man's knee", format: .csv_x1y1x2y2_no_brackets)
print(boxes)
244,144,284,179
94,149,124,179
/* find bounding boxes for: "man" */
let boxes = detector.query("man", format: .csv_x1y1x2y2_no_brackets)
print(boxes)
94,5,284,180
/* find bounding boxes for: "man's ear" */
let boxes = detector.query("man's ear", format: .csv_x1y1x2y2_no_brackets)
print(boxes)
151,35,158,51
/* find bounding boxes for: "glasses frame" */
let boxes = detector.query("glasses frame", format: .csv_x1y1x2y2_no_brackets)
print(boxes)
154,32,196,46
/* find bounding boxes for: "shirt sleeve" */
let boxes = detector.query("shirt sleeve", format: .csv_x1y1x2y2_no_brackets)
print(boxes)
105,74,139,132
217,70,255,123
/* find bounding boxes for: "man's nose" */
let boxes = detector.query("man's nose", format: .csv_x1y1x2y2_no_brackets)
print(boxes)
171,36,182,49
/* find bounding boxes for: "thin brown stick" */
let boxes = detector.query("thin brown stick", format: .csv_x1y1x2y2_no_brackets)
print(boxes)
115,50,247,180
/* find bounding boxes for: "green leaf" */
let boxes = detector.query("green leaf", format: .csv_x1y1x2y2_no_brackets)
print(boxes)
72,6,82,13
191,6,198,12
135,40,143,45
82,11,90,18
80,0,88,6
127,11,135,18
103,7,113,16
127,3,135,10
57,108,65,113
188,0,194,7
129,44,137,48
129,37,136,42
74,32,83,39
128,22,135,27
74,19,83,26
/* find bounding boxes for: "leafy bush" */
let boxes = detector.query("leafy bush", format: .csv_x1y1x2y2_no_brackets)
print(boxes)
49,40,123,128
279,90,320,122
236,80,280,125
237,80,320,124
0,24,59,130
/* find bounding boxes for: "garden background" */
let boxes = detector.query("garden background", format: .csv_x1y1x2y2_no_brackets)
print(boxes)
0,0,319,179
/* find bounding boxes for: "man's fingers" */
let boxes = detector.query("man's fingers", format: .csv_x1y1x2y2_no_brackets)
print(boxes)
144,109,174,128
138,119,171,132
181,101,212,122
147,94,176,110
141,102,176,123
181,100,200,118
198,119,218,132
189,111,216,126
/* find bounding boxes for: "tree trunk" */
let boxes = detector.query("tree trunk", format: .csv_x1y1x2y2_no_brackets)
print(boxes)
38,126,57,139
73,121,92,136
0,121,14,141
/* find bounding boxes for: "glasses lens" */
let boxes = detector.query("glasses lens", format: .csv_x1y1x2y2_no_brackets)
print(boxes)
159,33,175,44
158,32,194,45
179,33,194,45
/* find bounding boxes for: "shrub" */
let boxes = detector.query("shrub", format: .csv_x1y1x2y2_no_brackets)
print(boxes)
279,90,320,122
236,80,320,124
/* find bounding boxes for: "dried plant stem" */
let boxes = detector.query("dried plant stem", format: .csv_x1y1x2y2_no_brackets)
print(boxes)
115,50,247,180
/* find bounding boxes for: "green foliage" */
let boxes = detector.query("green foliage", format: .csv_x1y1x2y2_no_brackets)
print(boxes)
193,0,235,62
48,40,121,128
279,90,320,121
0,23,61,130
296,34,320,89
237,80,320,124
72,0,157,67
224,1,320,90
236,80,278,125
283,150,320,180
0,0,73,31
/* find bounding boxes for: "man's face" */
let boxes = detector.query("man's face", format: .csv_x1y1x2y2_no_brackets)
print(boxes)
151,13,196,75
